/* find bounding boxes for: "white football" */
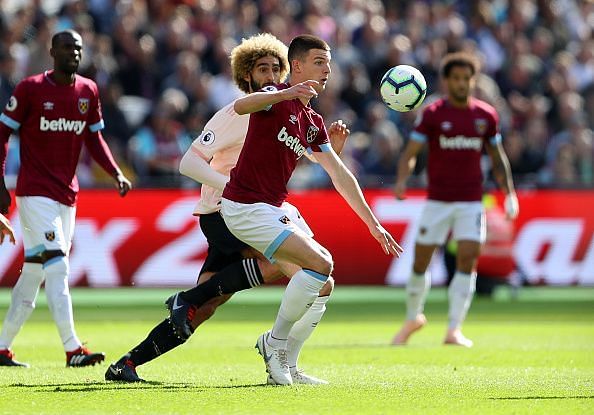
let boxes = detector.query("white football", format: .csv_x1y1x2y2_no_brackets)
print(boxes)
379,65,427,112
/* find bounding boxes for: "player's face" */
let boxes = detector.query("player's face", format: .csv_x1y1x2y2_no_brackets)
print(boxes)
247,55,282,92
296,49,331,94
445,65,475,103
51,33,83,75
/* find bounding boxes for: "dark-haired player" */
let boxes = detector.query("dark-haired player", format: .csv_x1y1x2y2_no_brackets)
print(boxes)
0,30,131,367
392,52,518,347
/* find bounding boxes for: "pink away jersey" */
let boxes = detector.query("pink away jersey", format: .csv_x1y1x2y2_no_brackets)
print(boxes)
223,83,331,207
0,71,105,206
411,97,501,202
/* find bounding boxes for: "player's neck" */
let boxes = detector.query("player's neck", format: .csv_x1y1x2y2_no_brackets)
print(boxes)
50,70,76,86
447,96,470,109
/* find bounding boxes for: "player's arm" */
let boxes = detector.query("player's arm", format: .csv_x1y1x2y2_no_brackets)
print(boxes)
485,139,519,219
234,80,319,114
179,146,228,190
304,119,349,163
394,139,424,200
0,116,14,214
313,149,403,256
0,212,16,245
84,131,131,196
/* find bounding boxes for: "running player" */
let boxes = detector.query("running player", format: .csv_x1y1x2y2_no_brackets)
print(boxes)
391,52,519,348
0,30,131,368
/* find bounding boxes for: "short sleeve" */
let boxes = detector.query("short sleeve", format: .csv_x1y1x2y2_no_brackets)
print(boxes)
0,81,29,130
309,115,331,152
88,82,104,133
411,106,431,143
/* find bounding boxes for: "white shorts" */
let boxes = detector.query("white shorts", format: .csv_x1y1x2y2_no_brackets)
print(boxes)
221,198,313,260
16,196,76,257
416,200,485,245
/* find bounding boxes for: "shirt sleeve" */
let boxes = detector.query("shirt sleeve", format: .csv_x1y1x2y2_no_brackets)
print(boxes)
309,114,331,152
87,81,105,133
486,108,501,145
410,107,431,143
0,80,29,131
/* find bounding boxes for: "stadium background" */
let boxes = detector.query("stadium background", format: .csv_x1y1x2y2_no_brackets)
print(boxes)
0,0,592,287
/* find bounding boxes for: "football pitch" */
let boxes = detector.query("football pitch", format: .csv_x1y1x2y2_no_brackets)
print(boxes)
0,286,592,415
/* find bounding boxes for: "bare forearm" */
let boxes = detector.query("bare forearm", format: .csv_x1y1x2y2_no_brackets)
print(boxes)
234,90,287,114
492,152,515,194
331,167,379,228
396,154,416,185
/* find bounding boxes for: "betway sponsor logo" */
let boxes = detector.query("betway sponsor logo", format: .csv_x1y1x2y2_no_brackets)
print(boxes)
40,116,86,135
439,134,482,151
277,126,306,158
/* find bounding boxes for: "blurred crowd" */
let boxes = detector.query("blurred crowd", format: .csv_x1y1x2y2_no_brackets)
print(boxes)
0,0,592,189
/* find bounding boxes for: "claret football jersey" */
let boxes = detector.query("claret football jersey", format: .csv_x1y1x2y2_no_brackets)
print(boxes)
0,70,104,206
223,83,331,207
411,97,501,202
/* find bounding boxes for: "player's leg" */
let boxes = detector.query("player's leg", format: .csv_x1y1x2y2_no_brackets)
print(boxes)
445,202,485,347
392,201,453,345
0,197,47,367
43,202,104,366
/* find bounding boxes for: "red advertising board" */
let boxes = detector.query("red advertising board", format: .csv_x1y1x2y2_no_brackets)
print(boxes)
0,189,593,286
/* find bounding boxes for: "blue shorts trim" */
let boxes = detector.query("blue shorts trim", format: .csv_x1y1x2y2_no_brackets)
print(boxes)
43,255,64,269
24,244,45,257
264,229,292,260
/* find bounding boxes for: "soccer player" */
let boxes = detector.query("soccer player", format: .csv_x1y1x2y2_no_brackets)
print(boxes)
106,33,347,384
391,52,519,348
167,34,403,386
0,213,15,245
0,30,131,368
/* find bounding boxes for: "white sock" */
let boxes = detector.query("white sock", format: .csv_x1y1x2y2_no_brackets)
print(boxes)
0,263,44,350
287,294,330,369
44,256,81,351
448,271,477,329
268,269,327,348
405,271,431,320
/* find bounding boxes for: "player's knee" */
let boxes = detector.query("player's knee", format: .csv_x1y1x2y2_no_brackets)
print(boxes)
314,248,333,276
319,276,334,296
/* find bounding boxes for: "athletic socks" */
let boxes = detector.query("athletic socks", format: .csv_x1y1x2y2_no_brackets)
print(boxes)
268,269,328,348
405,271,431,320
128,319,186,366
0,263,44,349
287,294,330,369
180,258,263,306
448,271,477,329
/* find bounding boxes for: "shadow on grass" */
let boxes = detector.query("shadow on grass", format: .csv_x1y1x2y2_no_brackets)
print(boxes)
490,396,594,400
7,381,268,392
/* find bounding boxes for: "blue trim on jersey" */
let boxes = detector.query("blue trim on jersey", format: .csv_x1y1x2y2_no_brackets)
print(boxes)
410,131,427,143
317,143,332,152
89,119,105,132
43,255,64,269
304,269,329,282
489,133,502,145
0,113,20,130
264,229,292,260
24,244,45,257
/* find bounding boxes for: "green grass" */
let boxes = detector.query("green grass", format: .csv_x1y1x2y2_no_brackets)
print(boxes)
0,286,593,415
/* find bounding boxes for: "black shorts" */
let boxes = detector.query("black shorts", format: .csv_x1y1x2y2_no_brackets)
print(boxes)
198,212,248,276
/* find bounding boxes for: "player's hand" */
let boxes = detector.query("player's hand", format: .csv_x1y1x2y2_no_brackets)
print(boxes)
115,172,132,197
327,120,350,156
0,186,11,214
369,223,403,256
283,80,319,100
504,192,519,220
0,213,16,245
393,182,406,200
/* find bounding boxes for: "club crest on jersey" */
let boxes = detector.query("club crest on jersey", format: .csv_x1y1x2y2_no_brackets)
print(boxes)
306,125,319,143
78,98,89,114
278,215,291,224
5,96,17,112
45,231,55,242
198,129,215,146
474,118,487,135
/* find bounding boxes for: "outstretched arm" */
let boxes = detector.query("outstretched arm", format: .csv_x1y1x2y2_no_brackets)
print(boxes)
234,80,319,114
314,149,403,256
179,147,229,190
485,140,518,219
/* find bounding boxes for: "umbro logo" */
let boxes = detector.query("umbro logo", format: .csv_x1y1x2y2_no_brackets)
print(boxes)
43,101,54,110
289,115,297,124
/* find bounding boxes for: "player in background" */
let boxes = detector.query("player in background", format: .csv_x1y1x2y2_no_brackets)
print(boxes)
106,33,348,384
0,213,15,245
391,52,519,348
0,30,131,368
167,34,402,386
